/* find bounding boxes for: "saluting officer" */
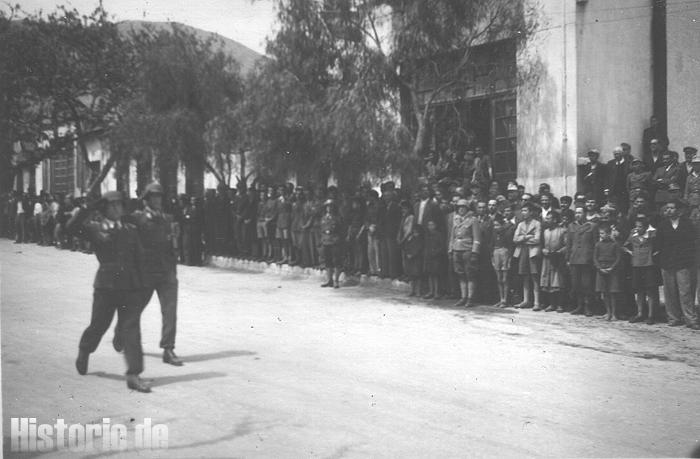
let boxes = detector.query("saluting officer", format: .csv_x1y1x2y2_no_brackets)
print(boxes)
70,191,151,393
116,183,183,366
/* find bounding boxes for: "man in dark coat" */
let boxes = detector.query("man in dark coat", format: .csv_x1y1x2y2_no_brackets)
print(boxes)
656,200,699,329
677,146,697,194
581,149,606,205
70,191,151,392
607,146,631,214
642,115,669,163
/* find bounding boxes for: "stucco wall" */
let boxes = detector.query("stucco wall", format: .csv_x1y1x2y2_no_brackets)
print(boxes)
575,0,653,161
667,0,700,152
518,0,578,196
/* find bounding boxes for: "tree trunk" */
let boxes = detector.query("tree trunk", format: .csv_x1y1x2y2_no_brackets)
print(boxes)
85,154,117,198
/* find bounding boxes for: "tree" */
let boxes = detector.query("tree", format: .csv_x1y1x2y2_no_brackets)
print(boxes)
0,4,136,195
263,0,539,184
114,23,244,195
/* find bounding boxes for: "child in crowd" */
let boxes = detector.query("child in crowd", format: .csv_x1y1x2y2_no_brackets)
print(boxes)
594,224,623,320
422,220,444,299
513,203,542,309
403,225,424,297
491,213,515,307
539,211,567,311
623,214,661,324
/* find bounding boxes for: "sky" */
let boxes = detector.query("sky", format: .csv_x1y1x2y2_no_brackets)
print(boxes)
4,0,278,54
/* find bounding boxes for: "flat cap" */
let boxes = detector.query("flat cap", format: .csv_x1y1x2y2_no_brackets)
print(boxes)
456,199,469,207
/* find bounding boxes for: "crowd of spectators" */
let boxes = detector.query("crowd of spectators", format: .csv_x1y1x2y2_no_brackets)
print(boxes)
2,116,699,330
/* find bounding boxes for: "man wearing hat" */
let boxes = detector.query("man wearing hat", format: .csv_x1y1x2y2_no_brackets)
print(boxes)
684,153,700,207
606,146,631,214
582,149,606,205
652,150,681,210
69,191,151,392
679,147,698,193
448,199,481,307
120,182,183,366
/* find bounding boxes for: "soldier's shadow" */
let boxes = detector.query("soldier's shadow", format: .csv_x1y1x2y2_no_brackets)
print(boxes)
90,371,227,387
143,349,257,362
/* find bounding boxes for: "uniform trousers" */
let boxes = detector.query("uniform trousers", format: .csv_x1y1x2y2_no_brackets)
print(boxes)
142,269,179,350
79,288,145,375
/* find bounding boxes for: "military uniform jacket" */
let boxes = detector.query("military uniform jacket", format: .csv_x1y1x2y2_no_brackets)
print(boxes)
72,208,143,290
129,207,177,276
567,221,599,265
448,214,481,253
320,213,343,246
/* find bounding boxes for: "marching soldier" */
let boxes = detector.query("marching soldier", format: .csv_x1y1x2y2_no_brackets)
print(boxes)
70,191,151,393
115,182,184,366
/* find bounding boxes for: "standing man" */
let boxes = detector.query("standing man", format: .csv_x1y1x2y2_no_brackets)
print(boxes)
448,199,481,307
582,149,606,205
118,182,184,366
678,146,697,194
656,200,699,329
607,146,631,213
642,115,669,163
70,191,151,392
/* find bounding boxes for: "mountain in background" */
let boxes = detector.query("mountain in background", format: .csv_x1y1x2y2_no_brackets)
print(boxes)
116,20,264,75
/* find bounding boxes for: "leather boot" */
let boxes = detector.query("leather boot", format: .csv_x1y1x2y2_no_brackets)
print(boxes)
163,349,184,366
126,375,152,393
75,350,89,375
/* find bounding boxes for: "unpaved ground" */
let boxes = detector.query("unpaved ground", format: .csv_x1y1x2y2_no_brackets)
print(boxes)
2,240,699,458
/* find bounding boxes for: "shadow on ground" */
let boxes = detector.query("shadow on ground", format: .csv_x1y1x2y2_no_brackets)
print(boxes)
143,350,256,363
90,371,227,387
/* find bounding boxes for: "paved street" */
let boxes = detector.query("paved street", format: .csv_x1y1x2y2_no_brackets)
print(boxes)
1,239,699,458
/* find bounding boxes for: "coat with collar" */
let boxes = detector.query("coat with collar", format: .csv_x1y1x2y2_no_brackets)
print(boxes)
513,218,541,259
656,217,695,270
413,198,441,229
652,162,681,203
606,158,631,197
567,220,599,265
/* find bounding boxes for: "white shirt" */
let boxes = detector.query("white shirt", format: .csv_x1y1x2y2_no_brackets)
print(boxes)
671,218,680,230
16,201,24,214
418,199,429,225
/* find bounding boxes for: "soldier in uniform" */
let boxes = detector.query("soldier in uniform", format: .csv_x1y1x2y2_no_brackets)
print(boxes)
70,191,151,392
447,199,481,307
116,182,184,366
320,199,344,288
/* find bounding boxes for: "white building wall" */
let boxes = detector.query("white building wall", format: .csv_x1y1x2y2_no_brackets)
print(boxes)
518,0,578,196
575,0,653,161
667,0,700,152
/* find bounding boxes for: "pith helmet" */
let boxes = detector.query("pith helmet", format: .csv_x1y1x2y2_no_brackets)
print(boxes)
141,182,164,199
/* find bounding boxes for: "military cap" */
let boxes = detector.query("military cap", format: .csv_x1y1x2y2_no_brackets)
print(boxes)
456,199,469,207
506,183,518,191
631,157,643,164
684,146,698,155
141,182,163,199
